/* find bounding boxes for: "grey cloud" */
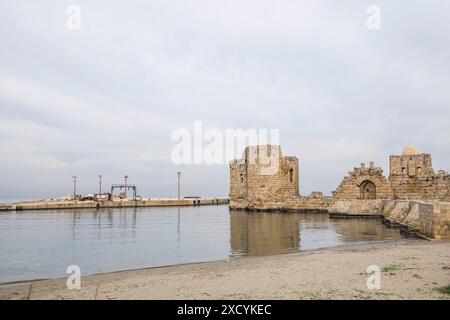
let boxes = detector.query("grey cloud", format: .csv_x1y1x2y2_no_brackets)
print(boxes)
0,0,449,200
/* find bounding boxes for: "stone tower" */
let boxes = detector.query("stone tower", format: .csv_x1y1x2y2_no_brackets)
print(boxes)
229,145,299,210
389,146,440,200
389,146,434,178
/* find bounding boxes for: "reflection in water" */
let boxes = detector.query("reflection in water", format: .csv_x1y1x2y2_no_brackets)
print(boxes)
230,211,405,255
0,206,404,283
68,208,139,241
230,212,300,256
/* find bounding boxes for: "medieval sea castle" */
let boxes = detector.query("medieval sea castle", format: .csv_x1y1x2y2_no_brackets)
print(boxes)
229,145,450,240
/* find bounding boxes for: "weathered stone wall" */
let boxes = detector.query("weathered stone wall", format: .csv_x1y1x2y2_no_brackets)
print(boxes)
382,200,450,240
420,202,450,240
332,163,393,200
332,148,450,202
382,200,429,231
229,160,248,209
229,145,450,238
389,153,450,200
229,146,331,211
330,199,450,240
390,153,433,176
329,199,385,215
284,193,332,212
389,171,450,201
230,145,300,210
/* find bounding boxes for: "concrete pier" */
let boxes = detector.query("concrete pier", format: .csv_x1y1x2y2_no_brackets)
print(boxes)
0,198,229,211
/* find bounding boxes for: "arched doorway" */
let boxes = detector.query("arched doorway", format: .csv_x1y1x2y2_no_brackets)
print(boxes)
360,180,376,200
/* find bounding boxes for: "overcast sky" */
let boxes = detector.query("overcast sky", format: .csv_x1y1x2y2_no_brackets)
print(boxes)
1,1,450,200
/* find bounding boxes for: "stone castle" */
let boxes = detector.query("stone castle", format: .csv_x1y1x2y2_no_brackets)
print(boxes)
230,145,299,210
333,146,450,202
229,145,330,212
229,145,450,239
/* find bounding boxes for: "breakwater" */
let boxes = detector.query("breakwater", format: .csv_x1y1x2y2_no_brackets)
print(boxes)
0,198,229,211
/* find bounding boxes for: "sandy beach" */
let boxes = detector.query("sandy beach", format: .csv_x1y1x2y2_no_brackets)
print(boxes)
0,239,449,300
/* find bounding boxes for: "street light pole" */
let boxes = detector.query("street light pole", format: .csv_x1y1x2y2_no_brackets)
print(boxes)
98,175,102,195
124,175,128,198
177,172,181,200
72,176,78,200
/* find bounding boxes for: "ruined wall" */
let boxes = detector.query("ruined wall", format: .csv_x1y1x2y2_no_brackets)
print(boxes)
287,192,332,212
230,145,450,217
229,145,300,210
388,153,450,200
332,163,393,201
332,148,450,203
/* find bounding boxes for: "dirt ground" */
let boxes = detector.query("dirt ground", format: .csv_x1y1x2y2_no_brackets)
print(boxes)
1,239,449,300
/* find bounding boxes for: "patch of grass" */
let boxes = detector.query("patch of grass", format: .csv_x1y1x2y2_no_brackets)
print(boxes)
375,292,393,296
436,285,450,295
381,264,401,273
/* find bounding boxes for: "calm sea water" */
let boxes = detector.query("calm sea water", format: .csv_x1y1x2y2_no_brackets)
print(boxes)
0,205,404,283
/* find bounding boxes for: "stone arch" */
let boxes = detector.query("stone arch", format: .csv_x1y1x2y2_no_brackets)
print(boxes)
289,168,294,183
355,175,382,188
360,180,377,200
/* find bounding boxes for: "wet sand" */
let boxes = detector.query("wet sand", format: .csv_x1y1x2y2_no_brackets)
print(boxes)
1,239,449,300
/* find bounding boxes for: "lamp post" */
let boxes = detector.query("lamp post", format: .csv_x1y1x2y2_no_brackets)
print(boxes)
72,176,78,200
98,175,102,195
124,175,128,198
177,172,181,200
